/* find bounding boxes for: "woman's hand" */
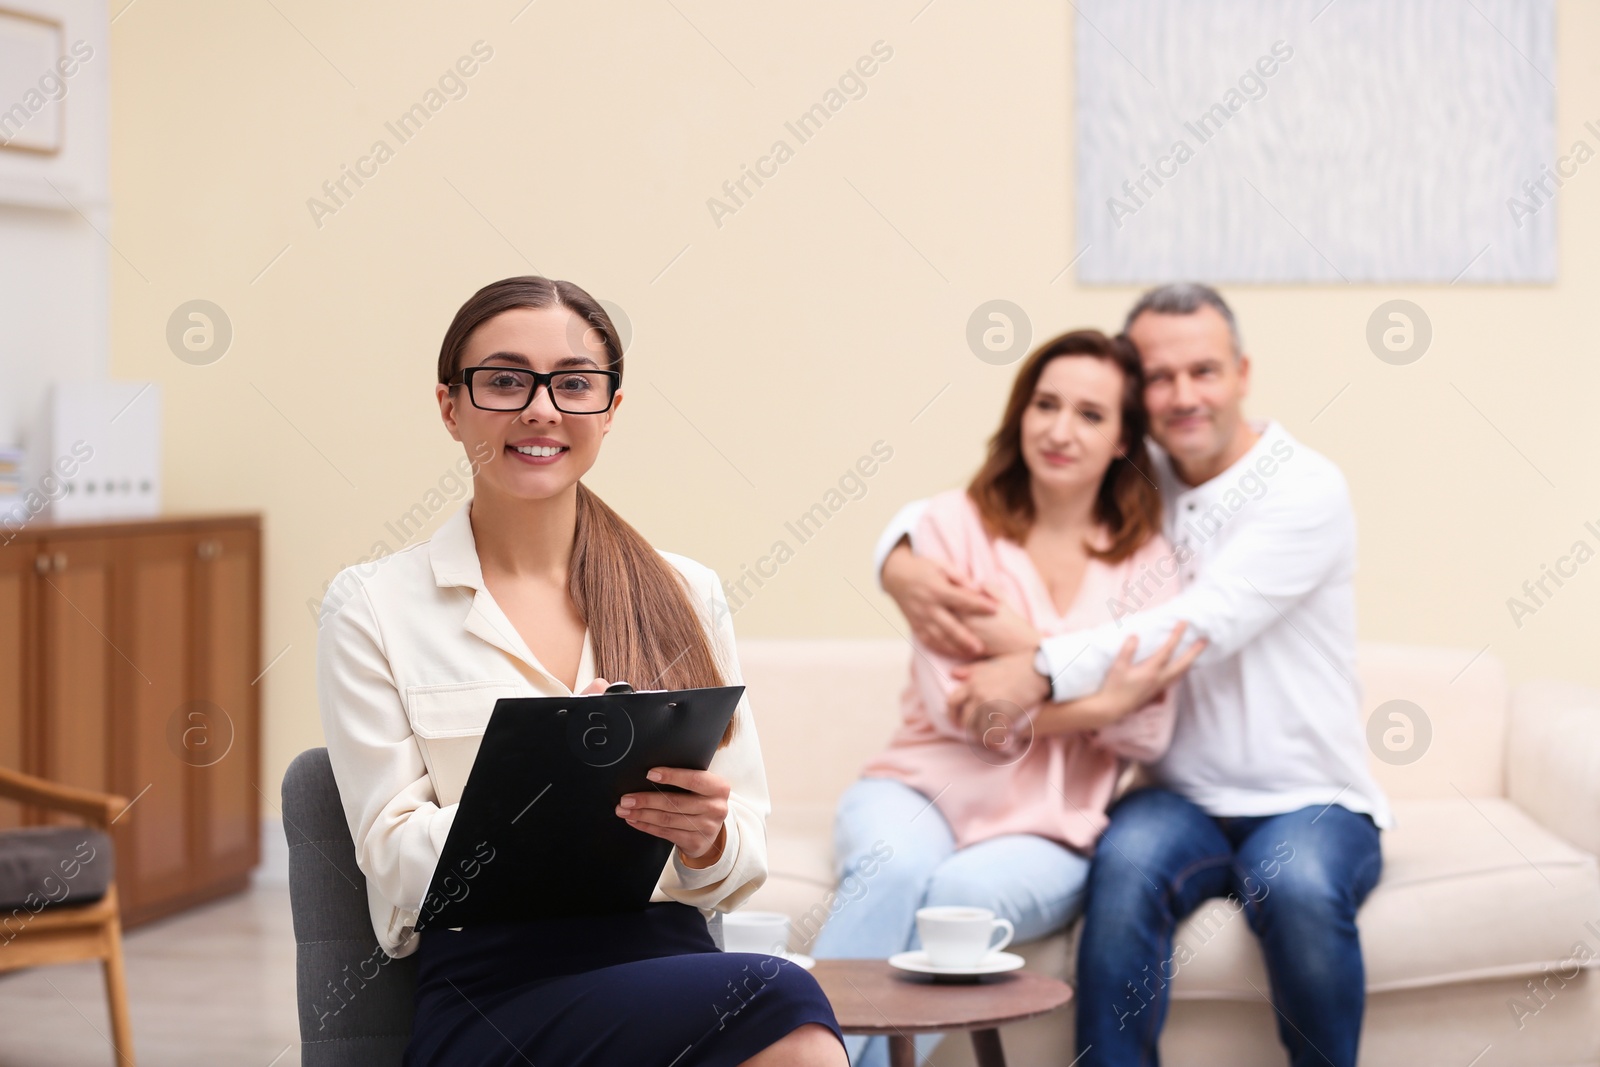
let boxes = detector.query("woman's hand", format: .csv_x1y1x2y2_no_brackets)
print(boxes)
585,677,732,868
1034,624,1206,734
617,767,731,868
947,651,1052,731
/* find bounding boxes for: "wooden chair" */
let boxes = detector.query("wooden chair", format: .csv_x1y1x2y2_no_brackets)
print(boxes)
0,766,135,1067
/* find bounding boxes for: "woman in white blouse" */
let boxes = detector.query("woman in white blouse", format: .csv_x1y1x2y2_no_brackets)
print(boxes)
317,276,844,1066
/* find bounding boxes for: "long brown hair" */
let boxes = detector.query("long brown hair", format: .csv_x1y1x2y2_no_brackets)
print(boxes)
438,277,735,747
967,329,1161,563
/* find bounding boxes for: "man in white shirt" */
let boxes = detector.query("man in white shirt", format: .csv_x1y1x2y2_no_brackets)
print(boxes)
874,284,1387,1067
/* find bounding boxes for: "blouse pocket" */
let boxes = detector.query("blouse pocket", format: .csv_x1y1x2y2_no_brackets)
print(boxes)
406,681,524,809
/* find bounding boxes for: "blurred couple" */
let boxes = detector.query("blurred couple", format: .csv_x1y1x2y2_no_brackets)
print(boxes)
812,283,1391,1067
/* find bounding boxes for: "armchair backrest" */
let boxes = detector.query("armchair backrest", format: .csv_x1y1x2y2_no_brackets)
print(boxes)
281,748,416,1067
280,746,729,1067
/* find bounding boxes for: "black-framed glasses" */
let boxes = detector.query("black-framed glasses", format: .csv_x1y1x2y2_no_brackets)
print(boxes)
451,366,621,414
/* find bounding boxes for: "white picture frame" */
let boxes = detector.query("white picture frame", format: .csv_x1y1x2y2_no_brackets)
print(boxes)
1073,0,1558,284
0,6,66,155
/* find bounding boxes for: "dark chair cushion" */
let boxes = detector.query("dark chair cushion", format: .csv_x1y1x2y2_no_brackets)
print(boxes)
0,826,114,911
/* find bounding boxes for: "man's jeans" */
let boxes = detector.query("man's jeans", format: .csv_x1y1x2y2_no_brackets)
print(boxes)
812,777,1091,1067
1076,787,1382,1067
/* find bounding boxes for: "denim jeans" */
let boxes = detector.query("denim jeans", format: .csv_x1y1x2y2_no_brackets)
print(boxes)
811,777,1091,1067
1075,787,1383,1067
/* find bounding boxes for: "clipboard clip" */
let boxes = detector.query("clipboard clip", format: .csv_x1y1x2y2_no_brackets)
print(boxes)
602,680,677,708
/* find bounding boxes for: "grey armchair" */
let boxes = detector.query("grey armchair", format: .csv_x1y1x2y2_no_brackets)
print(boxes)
282,747,727,1066
282,748,417,1067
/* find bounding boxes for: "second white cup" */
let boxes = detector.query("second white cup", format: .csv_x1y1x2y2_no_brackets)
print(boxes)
722,910,791,956
915,905,1014,968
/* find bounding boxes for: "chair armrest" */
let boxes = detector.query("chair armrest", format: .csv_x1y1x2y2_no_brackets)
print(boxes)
0,766,127,829
1508,679,1600,856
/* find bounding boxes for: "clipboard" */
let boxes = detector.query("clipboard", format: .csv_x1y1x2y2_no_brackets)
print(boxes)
413,681,744,932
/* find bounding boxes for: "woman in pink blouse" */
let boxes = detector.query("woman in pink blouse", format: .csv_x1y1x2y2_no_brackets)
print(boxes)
812,329,1201,1067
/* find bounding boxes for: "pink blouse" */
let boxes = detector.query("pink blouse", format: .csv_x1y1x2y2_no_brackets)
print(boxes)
860,489,1179,853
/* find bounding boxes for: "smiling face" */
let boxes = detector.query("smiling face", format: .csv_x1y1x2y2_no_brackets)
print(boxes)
434,305,622,502
1018,354,1127,497
1129,304,1250,473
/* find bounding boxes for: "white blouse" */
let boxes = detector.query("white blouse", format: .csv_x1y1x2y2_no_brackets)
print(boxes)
316,499,770,958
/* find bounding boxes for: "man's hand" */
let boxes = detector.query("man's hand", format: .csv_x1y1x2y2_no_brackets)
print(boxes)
882,540,997,659
947,650,1051,731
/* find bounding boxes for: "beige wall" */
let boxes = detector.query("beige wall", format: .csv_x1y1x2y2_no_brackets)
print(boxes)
108,1,1600,795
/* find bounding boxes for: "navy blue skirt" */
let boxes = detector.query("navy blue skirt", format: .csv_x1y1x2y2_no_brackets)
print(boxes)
402,902,842,1066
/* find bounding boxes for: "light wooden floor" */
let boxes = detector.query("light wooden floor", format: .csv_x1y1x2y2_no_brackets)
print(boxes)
0,884,301,1067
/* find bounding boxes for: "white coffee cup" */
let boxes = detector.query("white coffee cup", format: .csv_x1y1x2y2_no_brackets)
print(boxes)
722,910,791,955
915,905,1014,968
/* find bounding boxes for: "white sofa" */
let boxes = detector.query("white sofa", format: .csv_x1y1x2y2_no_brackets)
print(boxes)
736,638,1600,1066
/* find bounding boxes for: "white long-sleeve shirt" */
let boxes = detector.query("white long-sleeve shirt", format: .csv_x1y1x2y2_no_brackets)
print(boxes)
873,420,1391,828
317,500,770,958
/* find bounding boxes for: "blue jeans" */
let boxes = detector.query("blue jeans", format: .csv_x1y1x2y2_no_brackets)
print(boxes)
811,777,1091,1067
1075,787,1383,1067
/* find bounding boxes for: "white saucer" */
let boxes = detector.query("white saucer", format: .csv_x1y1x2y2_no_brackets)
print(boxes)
734,949,816,970
888,950,1025,978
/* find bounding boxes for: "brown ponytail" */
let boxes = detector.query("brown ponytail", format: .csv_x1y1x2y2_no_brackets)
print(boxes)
439,277,734,747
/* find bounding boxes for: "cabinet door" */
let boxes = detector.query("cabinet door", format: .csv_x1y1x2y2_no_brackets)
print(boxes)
0,543,33,829
37,538,114,821
192,527,261,884
114,531,195,914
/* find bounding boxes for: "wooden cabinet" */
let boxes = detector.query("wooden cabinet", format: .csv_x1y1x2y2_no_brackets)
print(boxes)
0,515,261,927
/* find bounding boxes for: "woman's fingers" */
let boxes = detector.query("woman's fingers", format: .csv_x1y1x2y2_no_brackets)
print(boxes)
1149,622,1189,668
644,766,726,797
618,782,725,858
618,767,728,835
620,789,724,820
947,680,972,722
618,805,706,832
1159,637,1208,686
1109,635,1139,675
622,816,698,853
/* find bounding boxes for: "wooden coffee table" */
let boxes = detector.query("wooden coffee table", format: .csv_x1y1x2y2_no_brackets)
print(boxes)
809,958,1072,1067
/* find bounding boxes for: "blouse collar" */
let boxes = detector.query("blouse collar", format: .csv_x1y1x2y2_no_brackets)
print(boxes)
427,499,596,694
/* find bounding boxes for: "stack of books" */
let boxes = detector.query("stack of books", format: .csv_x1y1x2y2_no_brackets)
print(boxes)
0,446,23,524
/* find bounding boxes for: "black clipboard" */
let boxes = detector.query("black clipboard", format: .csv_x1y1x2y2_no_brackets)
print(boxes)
413,681,743,932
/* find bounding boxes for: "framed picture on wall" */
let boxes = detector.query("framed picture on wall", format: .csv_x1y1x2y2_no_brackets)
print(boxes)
0,6,66,155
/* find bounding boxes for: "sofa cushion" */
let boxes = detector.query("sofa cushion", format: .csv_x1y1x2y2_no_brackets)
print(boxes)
0,827,113,911
757,799,1600,995
1159,798,1600,997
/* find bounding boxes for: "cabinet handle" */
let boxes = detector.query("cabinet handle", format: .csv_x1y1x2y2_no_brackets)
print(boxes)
52,552,66,573
34,555,49,575
198,539,222,561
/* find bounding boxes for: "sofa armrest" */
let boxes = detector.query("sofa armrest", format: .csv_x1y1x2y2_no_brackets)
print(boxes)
1508,679,1600,856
